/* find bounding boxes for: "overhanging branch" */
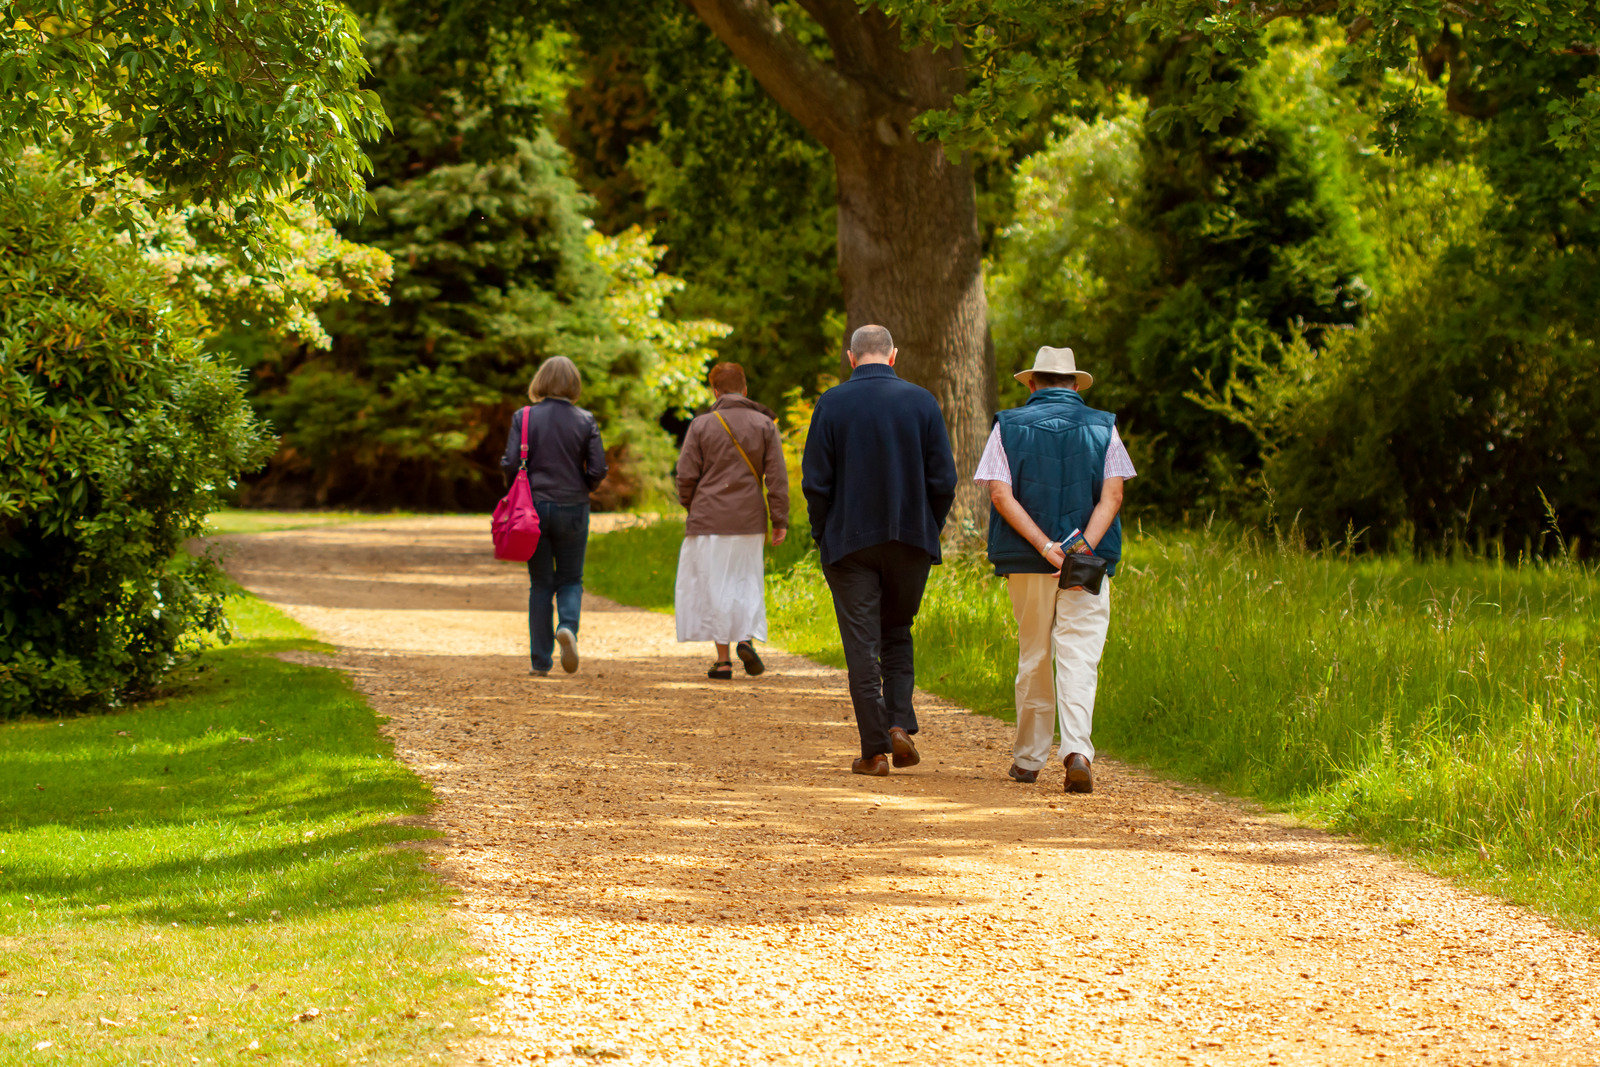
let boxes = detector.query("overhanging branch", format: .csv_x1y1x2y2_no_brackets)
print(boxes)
681,0,865,150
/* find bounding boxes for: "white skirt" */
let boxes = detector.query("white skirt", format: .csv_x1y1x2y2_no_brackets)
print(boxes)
675,534,767,643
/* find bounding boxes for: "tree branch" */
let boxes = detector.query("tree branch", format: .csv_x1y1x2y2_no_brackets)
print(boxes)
680,0,864,150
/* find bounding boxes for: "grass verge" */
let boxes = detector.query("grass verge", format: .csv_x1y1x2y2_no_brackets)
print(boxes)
587,517,1600,932
0,591,487,1064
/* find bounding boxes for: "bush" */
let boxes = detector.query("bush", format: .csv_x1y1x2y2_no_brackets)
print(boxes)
0,161,271,717
988,40,1372,518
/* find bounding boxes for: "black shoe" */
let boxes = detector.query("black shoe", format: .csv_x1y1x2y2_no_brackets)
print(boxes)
1064,753,1094,794
707,661,733,680
735,640,765,676
555,627,579,673
529,668,549,678
1007,763,1038,784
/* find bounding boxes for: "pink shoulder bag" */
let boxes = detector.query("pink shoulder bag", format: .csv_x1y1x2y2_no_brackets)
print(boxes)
492,406,542,561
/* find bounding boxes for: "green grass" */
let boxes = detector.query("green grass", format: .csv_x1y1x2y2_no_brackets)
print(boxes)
587,518,1600,932
0,592,487,1063
205,509,423,537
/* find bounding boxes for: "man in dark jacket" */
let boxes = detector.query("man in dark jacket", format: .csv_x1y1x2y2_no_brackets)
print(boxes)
801,324,958,776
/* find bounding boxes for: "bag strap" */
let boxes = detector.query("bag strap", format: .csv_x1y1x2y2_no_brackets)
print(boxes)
713,410,770,527
518,405,531,470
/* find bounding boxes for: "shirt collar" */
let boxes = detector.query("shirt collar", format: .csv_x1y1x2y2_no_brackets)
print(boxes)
849,362,899,380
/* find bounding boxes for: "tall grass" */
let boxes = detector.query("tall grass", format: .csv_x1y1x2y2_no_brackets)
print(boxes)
586,519,1600,930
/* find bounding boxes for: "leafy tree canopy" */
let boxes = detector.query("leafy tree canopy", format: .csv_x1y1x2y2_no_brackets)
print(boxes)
0,0,386,222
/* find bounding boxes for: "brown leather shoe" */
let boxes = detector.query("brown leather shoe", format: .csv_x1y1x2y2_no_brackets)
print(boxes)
1007,762,1038,783
852,754,890,776
1064,752,1093,794
888,726,920,768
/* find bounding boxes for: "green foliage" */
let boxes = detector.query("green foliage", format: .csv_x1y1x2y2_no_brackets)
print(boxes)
0,0,385,222
0,589,487,1059
1235,247,1600,555
990,42,1372,516
1194,39,1600,553
241,23,727,510
562,19,842,410
137,194,395,351
587,517,1600,931
0,160,272,717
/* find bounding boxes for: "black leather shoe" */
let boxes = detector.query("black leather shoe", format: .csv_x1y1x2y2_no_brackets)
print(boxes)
888,726,920,768
707,661,733,680
1007,763,1038,783
1064,752,1094,793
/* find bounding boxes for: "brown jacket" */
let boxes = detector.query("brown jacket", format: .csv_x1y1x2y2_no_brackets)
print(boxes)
676,395,790,536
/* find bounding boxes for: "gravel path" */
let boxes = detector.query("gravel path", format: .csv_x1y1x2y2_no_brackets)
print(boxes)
220,517,1600,1066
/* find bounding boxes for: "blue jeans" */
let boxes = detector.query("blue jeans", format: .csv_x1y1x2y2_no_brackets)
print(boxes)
527,502,589,671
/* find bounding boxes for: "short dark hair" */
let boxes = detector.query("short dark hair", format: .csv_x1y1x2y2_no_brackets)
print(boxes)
708,361,747,394
849,324,894,358
1030,371,1079,389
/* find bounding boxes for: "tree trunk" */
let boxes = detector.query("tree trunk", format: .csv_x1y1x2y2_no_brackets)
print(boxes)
834,135,993,537
680,0,996,537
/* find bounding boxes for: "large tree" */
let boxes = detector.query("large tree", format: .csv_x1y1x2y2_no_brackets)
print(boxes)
406,0,1600,527
682,1,1000,504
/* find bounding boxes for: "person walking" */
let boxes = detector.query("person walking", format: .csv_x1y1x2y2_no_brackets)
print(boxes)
801,324,958,776
500,356,607,677
674,362,790,679
976,346,1134,793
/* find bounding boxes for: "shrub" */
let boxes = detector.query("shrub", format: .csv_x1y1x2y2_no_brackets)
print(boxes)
0,161,271,717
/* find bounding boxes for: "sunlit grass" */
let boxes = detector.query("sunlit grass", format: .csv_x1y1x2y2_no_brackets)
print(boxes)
0,591,487,1063
589,519,1600,932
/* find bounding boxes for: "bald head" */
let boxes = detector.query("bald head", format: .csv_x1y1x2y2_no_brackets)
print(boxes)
848,324,895,365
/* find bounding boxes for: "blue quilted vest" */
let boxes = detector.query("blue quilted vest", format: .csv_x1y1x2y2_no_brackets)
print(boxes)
986,388,1122,577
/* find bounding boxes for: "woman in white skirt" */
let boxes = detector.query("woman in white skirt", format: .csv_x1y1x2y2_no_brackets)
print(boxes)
674,362,790,679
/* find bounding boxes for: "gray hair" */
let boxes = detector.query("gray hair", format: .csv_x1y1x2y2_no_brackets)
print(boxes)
1030,371,1079,389
849,324,894,358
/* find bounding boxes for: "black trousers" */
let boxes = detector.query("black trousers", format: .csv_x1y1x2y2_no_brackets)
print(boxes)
821,541,933,759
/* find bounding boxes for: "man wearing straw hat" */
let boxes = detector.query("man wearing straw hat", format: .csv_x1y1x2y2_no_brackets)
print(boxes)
974,346,1136,793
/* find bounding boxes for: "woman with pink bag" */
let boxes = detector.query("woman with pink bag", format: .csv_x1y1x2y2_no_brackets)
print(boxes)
499,356,607,677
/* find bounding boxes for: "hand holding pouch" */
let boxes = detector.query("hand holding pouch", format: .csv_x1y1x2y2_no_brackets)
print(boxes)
1058,552,1108,595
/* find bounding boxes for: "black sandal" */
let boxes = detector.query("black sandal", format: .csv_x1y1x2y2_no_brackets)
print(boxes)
736,640,765,676
707,661,734,680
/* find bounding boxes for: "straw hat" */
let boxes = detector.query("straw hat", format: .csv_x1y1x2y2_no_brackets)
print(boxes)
1015,345,1093,390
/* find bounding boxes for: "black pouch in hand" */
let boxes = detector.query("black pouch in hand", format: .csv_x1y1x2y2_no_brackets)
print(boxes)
1058,552,1108,595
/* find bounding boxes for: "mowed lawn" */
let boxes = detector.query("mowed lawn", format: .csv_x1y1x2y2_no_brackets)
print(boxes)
0,589,487,1064
588,517,1600,933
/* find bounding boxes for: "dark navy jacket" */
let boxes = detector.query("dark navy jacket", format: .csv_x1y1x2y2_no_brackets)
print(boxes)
986,388,1121,576
800,363,958,566
500,399,607,504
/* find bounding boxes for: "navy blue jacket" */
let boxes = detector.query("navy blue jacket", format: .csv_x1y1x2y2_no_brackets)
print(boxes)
801,363,958,566
500,399,607,504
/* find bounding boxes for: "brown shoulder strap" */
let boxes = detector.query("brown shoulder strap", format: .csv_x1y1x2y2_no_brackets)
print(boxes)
713,411,770,527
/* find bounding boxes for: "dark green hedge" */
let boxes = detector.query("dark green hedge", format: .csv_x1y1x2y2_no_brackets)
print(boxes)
0,160,271,717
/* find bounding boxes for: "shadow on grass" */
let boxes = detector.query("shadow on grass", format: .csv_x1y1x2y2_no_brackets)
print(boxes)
0,637,443,926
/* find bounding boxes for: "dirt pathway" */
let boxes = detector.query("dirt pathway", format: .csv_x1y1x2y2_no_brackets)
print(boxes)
221,517,1600,1067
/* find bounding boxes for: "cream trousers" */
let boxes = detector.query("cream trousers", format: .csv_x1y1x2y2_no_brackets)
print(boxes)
1006,573,1111,771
